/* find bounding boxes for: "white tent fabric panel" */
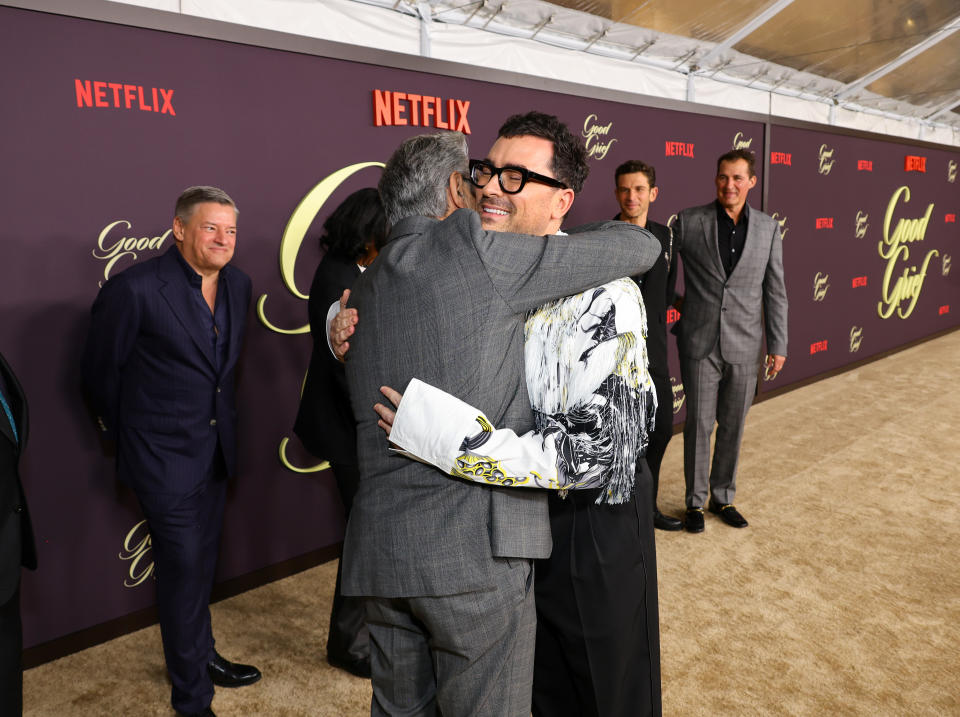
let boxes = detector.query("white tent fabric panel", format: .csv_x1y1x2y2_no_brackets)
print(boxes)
98,0,960,146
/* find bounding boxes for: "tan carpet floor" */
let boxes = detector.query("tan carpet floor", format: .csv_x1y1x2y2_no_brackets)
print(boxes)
24,330,960,716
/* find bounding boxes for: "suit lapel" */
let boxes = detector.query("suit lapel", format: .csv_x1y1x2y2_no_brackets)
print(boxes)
728,205,761,281
699,206,726,280
223,267,245,376
157,249,218,371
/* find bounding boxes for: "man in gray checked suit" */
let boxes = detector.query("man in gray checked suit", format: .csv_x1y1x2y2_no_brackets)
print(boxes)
673,148,788,533
340,121,659,716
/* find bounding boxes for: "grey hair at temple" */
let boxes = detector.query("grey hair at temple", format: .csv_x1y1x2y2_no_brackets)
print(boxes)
174,185,238,222
378,131,469,227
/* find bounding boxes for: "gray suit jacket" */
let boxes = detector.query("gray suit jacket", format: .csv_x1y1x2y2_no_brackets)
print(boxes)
342,209,659,598
674,202,787,364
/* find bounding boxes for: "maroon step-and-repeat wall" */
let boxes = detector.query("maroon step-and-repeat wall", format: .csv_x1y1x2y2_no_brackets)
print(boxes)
0,5,957,650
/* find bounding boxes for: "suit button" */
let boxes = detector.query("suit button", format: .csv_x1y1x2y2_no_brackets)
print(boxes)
216,387,222,393
14,505,23,514
210,419,217,427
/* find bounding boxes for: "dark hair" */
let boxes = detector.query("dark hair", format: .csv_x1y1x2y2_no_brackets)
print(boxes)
379,131,468,227
321,187,387,262
614,160,657,188
716,149,756,178
174,186,237,221
497,111,589,193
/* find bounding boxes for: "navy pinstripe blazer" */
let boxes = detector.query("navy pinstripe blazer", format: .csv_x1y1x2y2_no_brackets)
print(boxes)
82,247,252,496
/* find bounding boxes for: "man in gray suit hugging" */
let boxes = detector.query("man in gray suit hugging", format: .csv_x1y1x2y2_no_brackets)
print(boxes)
339,117,658,716
672,149,788,533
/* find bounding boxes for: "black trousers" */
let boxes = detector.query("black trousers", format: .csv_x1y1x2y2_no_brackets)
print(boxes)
0,584,22,716
532,465,662,717
327,462,368,663
137,468,227,715
644,373,675,505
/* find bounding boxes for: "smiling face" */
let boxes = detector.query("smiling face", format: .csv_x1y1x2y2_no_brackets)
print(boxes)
715,158,757,218
475,135,573,235
615,171,658,226
173,202,237,276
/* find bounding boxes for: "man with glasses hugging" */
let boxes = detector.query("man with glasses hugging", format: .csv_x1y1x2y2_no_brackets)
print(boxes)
337,112,663,716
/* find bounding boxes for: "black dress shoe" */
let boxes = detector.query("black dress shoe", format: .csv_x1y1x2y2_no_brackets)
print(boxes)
654,509,683,531
328,652,371,678
684,507,705,533
208,651,262,688
177,708,215,717
709,502,749,528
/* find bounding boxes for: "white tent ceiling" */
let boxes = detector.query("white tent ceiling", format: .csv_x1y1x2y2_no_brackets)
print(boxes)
93,0,960,145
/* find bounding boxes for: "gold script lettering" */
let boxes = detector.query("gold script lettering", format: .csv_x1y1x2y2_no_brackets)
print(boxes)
257,161,384,335
258,161,383,473
670,376,685,414
813,272,829,302
878,186,938,319
855,211,869,238
93,221,171,282
581,114,617,161
119,519,154,588
770,212,789,241
732,132,752,150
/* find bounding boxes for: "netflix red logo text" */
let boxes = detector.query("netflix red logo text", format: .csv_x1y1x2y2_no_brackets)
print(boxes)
810,340,829,355
816,217,834,229
940,305,950,316
665,142,694,158
770,152,792,166
852,276,868,288
373,90,471,133
904,155,927,172
946,214,956,223
75,79,175,115
666,307,680,324
858,160,873,171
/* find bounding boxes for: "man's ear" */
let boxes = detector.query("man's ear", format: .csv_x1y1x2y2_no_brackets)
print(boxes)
552,188,575,221
649,186,659,203
172,215,185,242
449,172,469,211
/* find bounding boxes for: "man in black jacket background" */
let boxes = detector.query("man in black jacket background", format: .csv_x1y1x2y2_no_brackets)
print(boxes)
614,160,683,531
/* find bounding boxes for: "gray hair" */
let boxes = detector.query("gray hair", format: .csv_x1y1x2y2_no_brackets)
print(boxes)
174,185,238,222
378,131,468,227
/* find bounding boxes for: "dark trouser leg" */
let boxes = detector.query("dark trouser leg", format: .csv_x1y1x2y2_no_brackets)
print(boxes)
0,584,22,716
327,462,368,664
533,495,596,717
644,373,675,505
139,476,227,715
534,484,662,717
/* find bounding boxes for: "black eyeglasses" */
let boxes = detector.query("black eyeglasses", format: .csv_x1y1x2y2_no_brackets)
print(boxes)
468,159,568,194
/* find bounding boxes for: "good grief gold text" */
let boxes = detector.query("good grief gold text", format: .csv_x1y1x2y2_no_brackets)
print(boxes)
878,186,938,319
93,221,171,282
119,519,154,588
581,114,617,160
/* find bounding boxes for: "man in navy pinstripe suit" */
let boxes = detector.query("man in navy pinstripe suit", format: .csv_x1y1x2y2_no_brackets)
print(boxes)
83,186,259,717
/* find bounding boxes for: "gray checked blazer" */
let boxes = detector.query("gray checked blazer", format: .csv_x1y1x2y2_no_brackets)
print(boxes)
673,202,788,364
341,209,660,598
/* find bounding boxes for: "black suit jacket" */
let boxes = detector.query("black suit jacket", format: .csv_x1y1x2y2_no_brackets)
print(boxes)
625,219,676,379
294,254,360,464
0,352,36,606
82,247,252,496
